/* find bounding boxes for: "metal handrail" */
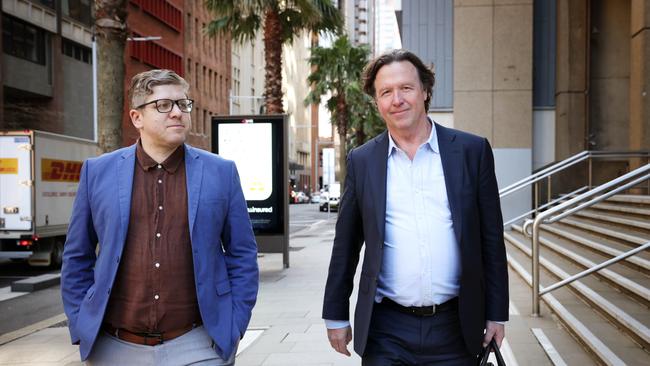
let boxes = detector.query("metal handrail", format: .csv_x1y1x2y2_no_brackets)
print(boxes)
499,151,588,197
499,150,650,199
502,186,588,227
522,163,650,316
539,241,650,296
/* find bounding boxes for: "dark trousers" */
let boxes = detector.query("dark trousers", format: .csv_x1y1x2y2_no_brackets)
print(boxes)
362,299,475,366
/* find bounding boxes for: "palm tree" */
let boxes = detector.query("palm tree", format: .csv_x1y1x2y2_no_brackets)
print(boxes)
95,0,128,152
204,0,342,114
305,35,381,185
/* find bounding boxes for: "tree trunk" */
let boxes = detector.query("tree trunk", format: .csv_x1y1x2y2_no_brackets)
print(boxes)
356,123,366,146
95,0,128,152
263,9,284,114
336,96,348,187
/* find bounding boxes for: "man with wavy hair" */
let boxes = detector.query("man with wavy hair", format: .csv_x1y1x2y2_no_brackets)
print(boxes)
323,50,508,365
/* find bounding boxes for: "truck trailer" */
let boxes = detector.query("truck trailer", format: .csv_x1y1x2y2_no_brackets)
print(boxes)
0,130,97,267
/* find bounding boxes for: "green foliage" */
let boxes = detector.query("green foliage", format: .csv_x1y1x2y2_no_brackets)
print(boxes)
305,35,383,149
204,0,342,45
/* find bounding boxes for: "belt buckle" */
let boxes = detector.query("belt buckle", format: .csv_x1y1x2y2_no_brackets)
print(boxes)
422,304,436,316
141,331,164,345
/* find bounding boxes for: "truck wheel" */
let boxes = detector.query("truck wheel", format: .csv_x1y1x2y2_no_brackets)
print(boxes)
50,240,64,269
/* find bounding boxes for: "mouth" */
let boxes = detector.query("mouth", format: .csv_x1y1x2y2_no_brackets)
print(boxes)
391,109,409,116
167,124,185,129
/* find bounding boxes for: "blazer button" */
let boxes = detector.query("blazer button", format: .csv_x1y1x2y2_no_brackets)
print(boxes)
107,287,111,294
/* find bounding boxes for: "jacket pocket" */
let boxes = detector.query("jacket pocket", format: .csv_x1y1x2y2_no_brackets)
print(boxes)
215,279,232,296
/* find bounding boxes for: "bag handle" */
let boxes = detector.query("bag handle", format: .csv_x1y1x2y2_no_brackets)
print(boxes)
477,339,506,366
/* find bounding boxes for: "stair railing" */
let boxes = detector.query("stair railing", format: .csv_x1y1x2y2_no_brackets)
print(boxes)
499,151,650,220
521,163,650,316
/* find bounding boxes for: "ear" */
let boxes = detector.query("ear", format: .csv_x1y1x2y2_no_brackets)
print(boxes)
130,109,143,130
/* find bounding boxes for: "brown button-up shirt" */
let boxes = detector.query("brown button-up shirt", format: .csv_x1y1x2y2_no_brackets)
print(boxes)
104,142,201,333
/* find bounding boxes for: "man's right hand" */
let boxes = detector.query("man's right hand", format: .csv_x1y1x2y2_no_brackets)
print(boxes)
327,326,352,356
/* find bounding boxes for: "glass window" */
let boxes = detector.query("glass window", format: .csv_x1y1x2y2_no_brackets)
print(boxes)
2,15,46,65
61,38,92,64
62,0,93,26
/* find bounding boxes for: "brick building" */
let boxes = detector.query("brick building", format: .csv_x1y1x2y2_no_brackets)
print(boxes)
182,1,231,151
124,0,230,151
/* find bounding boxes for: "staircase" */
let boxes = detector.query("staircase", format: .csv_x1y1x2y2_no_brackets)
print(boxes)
506,194,650,365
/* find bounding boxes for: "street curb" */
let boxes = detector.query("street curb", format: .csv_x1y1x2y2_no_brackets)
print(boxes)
0,313,67,346
11,273,61,292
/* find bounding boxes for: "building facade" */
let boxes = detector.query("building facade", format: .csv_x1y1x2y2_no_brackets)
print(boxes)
1,0,94,139
123,0,231,151
399,0,650,223
230,32,265,115
182,0,230,151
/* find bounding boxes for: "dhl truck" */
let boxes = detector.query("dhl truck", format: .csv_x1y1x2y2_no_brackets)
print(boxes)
0,130,97,267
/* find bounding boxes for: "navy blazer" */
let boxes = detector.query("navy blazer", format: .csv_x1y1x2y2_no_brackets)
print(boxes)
61,144,259,361
323,123,508,356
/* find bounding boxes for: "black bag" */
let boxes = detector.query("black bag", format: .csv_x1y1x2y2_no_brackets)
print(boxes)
477,339,506,366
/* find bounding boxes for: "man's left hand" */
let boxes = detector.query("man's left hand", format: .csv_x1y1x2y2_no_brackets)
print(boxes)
483,320,505,348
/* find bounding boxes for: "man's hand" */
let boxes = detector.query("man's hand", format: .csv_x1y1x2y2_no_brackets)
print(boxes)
327,326,352,356
483,320,505,348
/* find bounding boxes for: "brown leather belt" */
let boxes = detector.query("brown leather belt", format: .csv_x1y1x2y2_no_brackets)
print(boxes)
380,297,458,317
103,323,200,346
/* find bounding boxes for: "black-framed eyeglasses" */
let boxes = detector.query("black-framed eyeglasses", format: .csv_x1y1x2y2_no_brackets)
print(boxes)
136,98,194,113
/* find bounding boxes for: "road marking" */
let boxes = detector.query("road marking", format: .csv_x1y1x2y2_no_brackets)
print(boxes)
237,326,268,356
0,313,67,346
0,286,28,302
531,328,568,366
509,301,520,315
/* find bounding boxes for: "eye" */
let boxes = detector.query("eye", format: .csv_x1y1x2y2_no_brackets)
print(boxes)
157,99,173,110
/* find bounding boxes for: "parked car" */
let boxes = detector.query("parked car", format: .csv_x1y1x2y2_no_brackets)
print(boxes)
310,193,321,204
294,191,310,204
319,196,339,212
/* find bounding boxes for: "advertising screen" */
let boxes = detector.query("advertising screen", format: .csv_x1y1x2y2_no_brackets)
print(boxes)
212,116,285,235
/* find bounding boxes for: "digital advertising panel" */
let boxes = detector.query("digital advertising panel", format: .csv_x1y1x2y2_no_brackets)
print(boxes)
212,115,289,266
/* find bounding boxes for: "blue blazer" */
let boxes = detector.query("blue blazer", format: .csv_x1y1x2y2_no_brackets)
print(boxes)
61,144,259,361
323,123,509,356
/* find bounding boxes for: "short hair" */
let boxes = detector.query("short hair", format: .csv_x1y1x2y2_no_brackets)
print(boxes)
128,69,189,109
362,49,436,110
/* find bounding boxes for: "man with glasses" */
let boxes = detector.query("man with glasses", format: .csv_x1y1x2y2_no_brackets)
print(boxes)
61,69,259,365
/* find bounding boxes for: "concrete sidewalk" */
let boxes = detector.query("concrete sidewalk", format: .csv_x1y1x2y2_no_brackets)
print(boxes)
0,217,585,365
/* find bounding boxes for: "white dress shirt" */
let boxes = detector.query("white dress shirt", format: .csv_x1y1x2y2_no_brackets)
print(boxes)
376,124,461,307
326,124,461,329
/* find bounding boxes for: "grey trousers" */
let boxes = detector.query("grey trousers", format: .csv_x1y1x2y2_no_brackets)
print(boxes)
86,326,236,366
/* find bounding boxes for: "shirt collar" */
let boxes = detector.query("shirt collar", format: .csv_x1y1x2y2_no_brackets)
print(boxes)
387,119,439,157
135,140,185,173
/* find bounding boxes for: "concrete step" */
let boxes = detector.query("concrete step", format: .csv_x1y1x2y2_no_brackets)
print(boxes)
606,194,650,206
560,217,649,247
512,225,650,307
505,253,595,365
540,223,650,275
506,231,650,352
505,240,642,365
592,202,650,219
576,209,650,231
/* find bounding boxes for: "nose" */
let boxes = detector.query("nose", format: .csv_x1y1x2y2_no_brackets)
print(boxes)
391,90,404,106
169,102,183,117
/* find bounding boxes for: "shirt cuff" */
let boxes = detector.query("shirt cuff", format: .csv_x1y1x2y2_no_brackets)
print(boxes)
489,320,506,325
324,319,350,329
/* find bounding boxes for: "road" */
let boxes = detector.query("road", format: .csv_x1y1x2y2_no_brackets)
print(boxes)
0,203,334,336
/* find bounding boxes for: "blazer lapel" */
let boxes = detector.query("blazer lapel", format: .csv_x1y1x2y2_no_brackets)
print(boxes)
184,145,203,240
117,145,136,247
370,132,389,245
436,123,464,243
